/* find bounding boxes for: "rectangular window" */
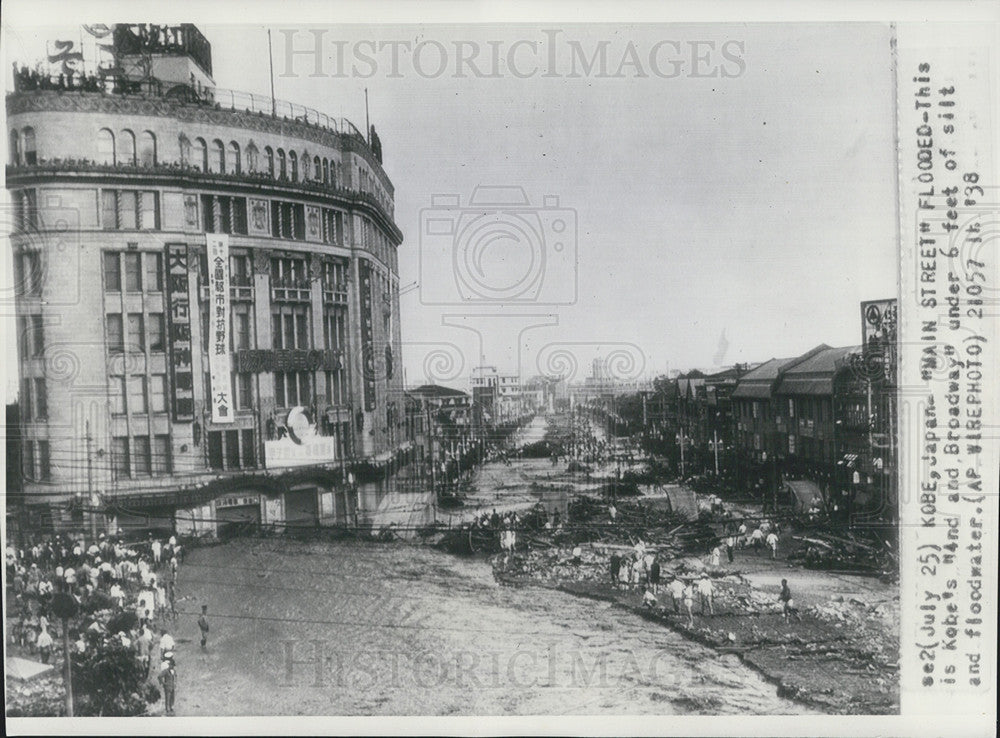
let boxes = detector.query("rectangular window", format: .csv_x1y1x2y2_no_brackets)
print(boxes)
34,378,47,419
139,191,159,230
110,376,127,415
38,440,51,481
207,431,224,470
104,252,122,291
233,307,251,350
127,313,145,351
273,371,311,407
788,398,795,418
102,190,157,230
30,314,44,357
272,305,310,349
231,254,251,287
148,313,165,352
23,441,35,479
153,434,171,475
150,374,167,413
112,436,130,476
129,375,148,414
134,435,152,475
107,314,124,353
326,369,346,405
241,429,256,468
125,252,142,291
225,430,241,469
20,379,32,419
145,252,163,291
19,252,43,296
236,373,253,409
101,190,117,229
120,191,139,230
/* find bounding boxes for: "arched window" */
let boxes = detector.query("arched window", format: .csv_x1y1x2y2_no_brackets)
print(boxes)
22,127,36,165
246,141,259,173
330,161,337,186
97,128,115,165
178,134,191,167
229,141,241,174
277,148,286,180
289,151,298,181
139,131,157,167
9,130,21,165
210,139,225,173
301,151,310,180
193,137,207,172
313,156,321,180
120,129,136,166
264,146,274,177
322,158,329,185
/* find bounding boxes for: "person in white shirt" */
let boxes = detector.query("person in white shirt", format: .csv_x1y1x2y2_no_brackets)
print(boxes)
109,582,125,608
151,539,162,564
749,527,764,552
159,629,175,654
682,582,695,625
710,546,721,568
697,574,715,615
766,531,779,559
36,625,54,663
668,576,684,614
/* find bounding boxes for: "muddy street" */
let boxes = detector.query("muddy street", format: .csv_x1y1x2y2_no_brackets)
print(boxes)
169,540,814,716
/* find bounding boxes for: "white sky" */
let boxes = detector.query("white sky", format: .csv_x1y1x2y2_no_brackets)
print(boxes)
3,21,899,395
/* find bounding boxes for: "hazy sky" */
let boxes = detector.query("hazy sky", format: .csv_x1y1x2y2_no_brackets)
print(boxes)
3,22,899,394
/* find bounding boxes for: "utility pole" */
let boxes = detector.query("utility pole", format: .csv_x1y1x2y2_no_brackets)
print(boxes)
267,29,276,116
713,428,720,476
85,421,97,540
679,427,685,478
62,620,73,716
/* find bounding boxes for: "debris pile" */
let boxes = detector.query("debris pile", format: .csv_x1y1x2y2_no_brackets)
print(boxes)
788,528,898,578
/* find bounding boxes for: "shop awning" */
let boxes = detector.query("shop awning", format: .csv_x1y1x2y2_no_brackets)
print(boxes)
785,480,825,511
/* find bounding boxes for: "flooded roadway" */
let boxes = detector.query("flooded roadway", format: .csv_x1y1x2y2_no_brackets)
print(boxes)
172,539,815,715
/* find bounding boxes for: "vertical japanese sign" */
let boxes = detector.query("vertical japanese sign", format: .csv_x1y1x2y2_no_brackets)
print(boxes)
166,244,194,422
207,234,233,423
897,25,999,717
359,261,377,411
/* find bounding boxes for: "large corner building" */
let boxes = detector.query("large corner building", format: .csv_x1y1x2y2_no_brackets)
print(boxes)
7,25,409,535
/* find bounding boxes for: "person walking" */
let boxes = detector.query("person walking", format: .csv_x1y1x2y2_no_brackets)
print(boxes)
648,557,661,595
725,534,736,563
682,580,695,626
780,579,801,621
198,605,210,650
158,657,177,715
610,553,622,587
697,573,715,615
766,530,779,560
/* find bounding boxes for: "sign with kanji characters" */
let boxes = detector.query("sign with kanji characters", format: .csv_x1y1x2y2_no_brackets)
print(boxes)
166,243,194,422
207,234,234,424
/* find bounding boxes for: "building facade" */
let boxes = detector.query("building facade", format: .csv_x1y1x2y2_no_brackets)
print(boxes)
7,25,407,535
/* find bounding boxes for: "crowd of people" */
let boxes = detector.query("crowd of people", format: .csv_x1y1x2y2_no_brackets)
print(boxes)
5,530,201,716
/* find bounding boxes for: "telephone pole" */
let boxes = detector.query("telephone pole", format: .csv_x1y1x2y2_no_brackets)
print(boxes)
85,421,97,540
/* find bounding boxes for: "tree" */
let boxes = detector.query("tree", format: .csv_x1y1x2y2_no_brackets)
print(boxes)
71,638,159,716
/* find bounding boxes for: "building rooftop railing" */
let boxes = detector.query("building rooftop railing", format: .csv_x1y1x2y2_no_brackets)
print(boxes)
9,65,368,146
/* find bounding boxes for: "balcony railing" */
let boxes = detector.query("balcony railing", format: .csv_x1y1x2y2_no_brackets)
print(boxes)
10,67,365,141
